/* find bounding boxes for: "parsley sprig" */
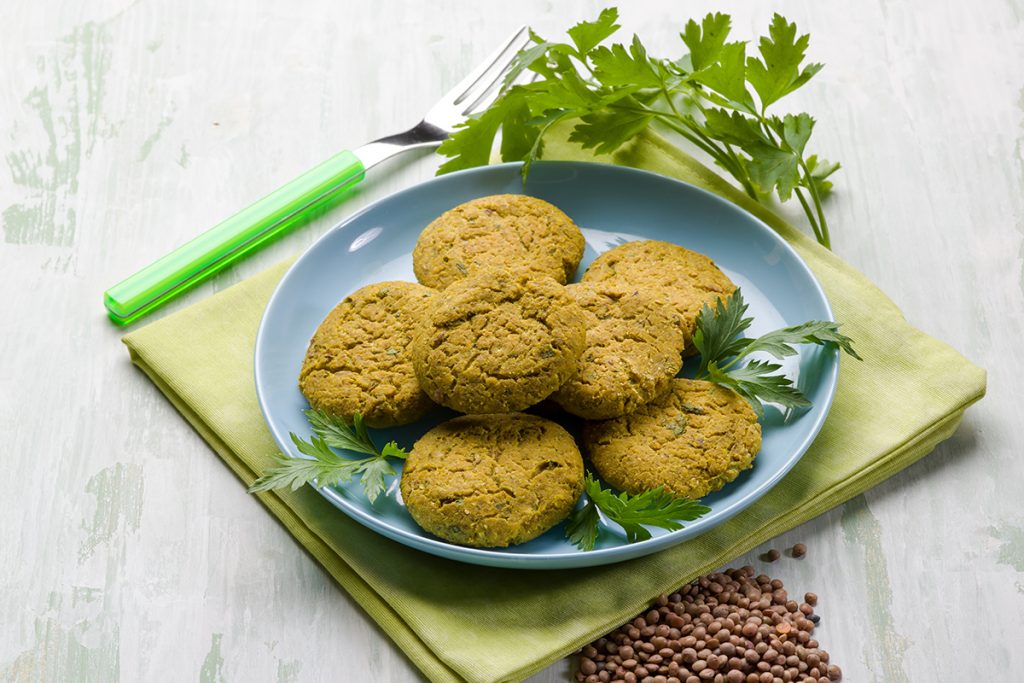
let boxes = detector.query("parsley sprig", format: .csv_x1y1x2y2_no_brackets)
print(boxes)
566,473,710,551
438,8,840,247
694,289,861,417
249,410,408,504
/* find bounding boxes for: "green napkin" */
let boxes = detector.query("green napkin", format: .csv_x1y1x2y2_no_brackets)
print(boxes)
123,130,985,683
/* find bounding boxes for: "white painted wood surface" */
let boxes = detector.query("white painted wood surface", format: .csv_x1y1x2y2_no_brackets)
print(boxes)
1,1,1020,680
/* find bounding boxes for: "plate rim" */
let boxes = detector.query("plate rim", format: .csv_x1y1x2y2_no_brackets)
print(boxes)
253,160,838,570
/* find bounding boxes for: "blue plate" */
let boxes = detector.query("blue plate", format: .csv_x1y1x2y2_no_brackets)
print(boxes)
254,161,837,569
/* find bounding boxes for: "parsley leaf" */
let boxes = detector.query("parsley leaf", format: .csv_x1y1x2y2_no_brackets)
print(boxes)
694,288,860,416
745,141,801,201
705,359,811,419
569,105,655,154
692,41,755,113
247,434,361,493
693,289,753,375
745,14,822,111
436,105,506,175
249,410,408,504
738,320,862,361
567,7,621,55
357,456,399,505
495,91,536,163
681,13,732,71
806,154,840,197
565,474,710,551
702,108,766,148
565,497,601,551
436,9,841,249
781,113,814,156
590,39,662,88
305,410,377,455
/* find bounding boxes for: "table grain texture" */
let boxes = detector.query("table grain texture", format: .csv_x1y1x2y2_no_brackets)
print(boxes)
1,1,1020,681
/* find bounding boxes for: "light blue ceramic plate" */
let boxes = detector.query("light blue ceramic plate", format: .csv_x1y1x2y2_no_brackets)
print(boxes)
254,161,837,570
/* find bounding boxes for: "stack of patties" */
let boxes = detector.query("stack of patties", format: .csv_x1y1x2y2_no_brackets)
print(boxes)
573,239,761,501
296,194,761,549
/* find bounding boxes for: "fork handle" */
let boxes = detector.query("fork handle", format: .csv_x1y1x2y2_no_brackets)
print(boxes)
104,149,366,326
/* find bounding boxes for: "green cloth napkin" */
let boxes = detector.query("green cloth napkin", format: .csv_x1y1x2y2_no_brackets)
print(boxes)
123,129,985,683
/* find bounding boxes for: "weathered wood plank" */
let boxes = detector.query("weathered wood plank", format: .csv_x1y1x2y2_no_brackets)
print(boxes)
1,1,1020,681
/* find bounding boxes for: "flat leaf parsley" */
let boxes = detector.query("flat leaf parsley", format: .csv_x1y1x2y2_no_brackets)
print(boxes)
694,289,861,417
438,8,841,247
566,474,710,551
249,410,408,504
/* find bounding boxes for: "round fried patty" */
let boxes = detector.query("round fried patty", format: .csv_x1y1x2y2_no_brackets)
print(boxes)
412,269,586,414
299,281,436,428
413,194,585,289
582,240,735,352
582,379,761,499
550,282,685,420
400,413,585,548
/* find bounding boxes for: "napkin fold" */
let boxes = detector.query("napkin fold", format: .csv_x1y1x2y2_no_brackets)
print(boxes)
123,129,985,683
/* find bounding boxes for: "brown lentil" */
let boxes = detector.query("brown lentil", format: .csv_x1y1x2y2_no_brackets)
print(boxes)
574,568,840,683
791,544,807,558
760,549,781,562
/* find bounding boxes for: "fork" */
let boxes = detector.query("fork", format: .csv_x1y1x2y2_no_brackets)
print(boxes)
104,26,532,326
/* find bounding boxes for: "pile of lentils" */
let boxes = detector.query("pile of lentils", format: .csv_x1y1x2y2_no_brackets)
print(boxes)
574,566,841,683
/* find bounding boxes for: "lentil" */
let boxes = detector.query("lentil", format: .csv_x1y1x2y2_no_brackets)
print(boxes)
574,568,840,682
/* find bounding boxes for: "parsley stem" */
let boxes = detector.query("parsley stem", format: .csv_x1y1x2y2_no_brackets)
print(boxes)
656,117,732,167
719,143,758,200
799,159,832,249
793,188,824,246
755,118,830,247
655,116,758,199
660,83,683,119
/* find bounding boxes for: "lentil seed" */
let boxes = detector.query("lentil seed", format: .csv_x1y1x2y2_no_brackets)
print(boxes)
574,569,841,683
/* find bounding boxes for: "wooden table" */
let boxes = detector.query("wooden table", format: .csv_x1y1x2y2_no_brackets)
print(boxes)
2,1,1018,680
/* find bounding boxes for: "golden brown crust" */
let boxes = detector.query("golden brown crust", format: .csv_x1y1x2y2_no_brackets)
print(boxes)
412,270,586,414
581,240,736,353
400,413,585,547
298,281,436,428
582,379,761,499
550,282,686,420
412,194,585,289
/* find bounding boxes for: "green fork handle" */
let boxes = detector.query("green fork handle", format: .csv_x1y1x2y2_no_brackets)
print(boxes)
104,149,366,326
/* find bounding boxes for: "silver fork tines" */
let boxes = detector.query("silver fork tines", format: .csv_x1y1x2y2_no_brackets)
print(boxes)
354,26,531,169
450,26,529,107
